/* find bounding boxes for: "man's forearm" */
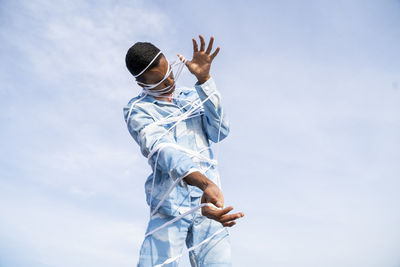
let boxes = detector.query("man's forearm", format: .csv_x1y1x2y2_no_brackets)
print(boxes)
184,171,213,191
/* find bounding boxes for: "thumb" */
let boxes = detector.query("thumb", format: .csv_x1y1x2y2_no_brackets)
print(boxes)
201,194,206,204
202,193,216,206
208,196,222,208
177,54,193,71
177,54,188,64
215,200,223,208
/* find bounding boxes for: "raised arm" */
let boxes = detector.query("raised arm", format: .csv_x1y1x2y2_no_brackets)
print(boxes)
195,77,229,142
179,35,229,142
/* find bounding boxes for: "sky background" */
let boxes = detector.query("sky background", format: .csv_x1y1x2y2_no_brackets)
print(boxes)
1,0,400,266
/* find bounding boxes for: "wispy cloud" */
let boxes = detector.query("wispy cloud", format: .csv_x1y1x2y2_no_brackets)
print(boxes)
0,180,145,267
0,0,174,265
1,0,400,266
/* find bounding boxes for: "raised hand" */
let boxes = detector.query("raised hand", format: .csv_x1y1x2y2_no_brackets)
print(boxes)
178,35,220,84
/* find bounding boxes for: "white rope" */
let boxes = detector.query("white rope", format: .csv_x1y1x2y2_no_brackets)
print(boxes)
160,97,200,121
154,112,202,126
151,90,218,147
148,143,217,166
145,91,220,218
127,90,217,218
154,227,226,267
133,51,162,78
126,93,148,126
147,143,217,218
145,203,220,238
126,58,226,266
137,57,187,96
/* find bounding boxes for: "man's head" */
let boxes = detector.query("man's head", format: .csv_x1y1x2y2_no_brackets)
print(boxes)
125,42,175,94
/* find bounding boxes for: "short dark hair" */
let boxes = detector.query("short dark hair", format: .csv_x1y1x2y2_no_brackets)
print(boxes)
125,42,162,78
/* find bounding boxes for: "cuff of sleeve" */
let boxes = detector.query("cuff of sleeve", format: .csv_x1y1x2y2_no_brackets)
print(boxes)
176,167,201,181
169,157,199,181
195,76,217,96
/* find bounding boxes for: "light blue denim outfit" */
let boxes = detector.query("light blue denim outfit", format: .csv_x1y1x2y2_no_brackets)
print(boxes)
123,78,232,266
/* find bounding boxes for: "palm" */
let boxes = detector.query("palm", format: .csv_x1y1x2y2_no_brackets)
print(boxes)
178,35,220,84
187,52,212,76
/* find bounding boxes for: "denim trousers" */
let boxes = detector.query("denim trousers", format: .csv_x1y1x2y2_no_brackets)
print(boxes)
138,196,232,267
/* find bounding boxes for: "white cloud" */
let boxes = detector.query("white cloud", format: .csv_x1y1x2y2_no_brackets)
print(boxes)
0,0,171,196
1,0,400,266
4,0,172,98
0,180,146,267
0,0,173,265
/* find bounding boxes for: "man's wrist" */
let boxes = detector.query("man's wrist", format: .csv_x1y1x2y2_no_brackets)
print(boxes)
184,171,212,191
196,75,211,85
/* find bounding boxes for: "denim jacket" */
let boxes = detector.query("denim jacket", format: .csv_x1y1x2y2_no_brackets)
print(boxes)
123,77,229,216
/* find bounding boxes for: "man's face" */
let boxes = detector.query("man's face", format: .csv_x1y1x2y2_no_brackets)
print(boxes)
138,55,175,94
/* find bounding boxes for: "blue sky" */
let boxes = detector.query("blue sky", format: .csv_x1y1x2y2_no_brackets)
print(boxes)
1,0,400,266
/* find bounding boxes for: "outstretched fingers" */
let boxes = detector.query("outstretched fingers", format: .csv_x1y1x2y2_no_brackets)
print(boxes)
199,34,205,51
192,38,198,53
221,211,244,227
223,221,236,227
210,46,220,60
202,205,232,220
220,212,244,223
206,36,214,54
192,35,220,60
202,205,244,227
202,205,225,220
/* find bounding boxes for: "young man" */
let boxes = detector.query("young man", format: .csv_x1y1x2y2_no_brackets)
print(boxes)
123,35,244,266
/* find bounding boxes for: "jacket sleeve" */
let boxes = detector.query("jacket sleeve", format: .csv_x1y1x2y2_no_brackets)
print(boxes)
123,105,199,180
194,77,230,142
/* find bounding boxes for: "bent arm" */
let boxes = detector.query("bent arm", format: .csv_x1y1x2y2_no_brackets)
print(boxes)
195,77,230,142
123,99,243,227
124,105,199,180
